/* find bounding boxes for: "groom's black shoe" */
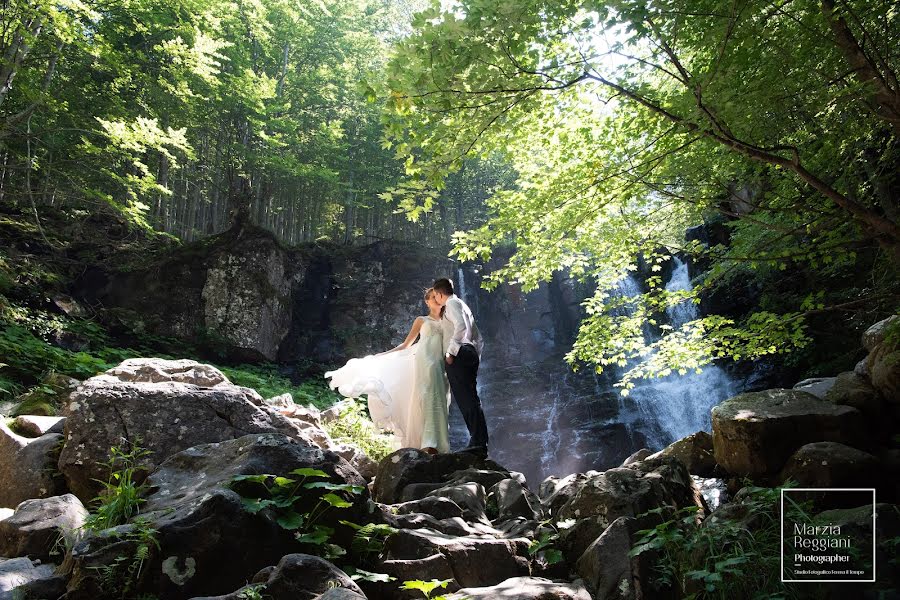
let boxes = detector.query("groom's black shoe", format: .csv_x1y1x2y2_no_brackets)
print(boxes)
458,445,488,459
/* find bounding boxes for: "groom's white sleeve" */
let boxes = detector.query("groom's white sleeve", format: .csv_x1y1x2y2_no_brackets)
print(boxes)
445,298,466,357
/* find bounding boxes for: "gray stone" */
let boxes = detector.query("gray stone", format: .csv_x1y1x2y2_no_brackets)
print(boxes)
321,400,357,424
65,434,366,600
189,554,364,600
648,431,716,477
557,456,704,561
58,358,320,502
11,416,65,438
373,448,502,504
792,377,836,400
427,483,488,524
538,472,596,518
101,358,230,386
0,557,56,600
391,496,466,521
621,448,653,465
316,589,367,600
201,239,292,362
264,392,295,411
823,371,883,415
575,516,657,600
0,422,64,508
445,576,593,600
383,528,529,588
330,443,376,481
489,478,540,522
711,389,866,479
867,338,900,404
446,468,510,491
0,494,88,561
862,315,898,351
778,442,880,488
370,554,457,599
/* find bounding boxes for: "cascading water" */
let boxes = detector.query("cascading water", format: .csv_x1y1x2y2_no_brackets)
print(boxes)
457,267,467,302
450,256,741,484
623,257,740,449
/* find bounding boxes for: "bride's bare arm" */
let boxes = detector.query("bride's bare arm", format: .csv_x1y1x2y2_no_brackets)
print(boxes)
380,317,423,354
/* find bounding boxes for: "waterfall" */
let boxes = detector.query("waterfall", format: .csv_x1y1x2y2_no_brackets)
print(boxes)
623,257,739,449
457,266,467,302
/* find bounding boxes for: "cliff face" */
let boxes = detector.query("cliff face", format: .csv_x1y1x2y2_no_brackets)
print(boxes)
77,227,455,364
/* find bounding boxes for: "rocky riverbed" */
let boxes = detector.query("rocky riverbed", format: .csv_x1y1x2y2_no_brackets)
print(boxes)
0,315,897,599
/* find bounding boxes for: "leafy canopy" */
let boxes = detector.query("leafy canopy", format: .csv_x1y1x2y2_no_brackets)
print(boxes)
380,0,900,390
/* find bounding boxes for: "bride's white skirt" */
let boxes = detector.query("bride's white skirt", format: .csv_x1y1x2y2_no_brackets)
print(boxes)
324,344,450,452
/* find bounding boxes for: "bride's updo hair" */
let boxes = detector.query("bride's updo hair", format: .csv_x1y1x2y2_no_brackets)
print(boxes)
424,287,446,318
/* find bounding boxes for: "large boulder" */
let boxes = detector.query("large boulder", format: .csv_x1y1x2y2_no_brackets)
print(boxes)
811,503,900,593
575,516,660,600
823,371,883,415
201,236,293,362
792,377,835,400
189,554,364,600
0,494,87,561
445,576,593,600
777,442,880,489
0,557,58,600
373,448,508,504
0,421,64,508
865,317,900,404
557,456,704,561
862,315,898,351
711,389,866,480
58,358,321,501
648,431,716,477
538,472,596,518
64,433,366,600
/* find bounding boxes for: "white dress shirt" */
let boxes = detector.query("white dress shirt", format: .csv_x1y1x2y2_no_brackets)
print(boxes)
443,295,484,359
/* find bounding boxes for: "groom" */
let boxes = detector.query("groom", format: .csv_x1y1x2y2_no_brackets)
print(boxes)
432,277,488,458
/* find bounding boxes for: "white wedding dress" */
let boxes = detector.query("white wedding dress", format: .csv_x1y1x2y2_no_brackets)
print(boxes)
324,316,451,453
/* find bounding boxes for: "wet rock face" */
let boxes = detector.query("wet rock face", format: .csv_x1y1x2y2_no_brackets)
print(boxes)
311,242,453,362
90,232,455,365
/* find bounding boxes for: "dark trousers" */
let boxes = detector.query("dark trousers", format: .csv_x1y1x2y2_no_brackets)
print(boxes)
446,344,488,447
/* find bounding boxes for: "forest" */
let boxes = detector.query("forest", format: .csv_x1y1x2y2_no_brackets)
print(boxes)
0,0,898,599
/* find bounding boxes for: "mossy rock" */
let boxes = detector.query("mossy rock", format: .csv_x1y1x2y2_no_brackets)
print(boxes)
10,372,79,417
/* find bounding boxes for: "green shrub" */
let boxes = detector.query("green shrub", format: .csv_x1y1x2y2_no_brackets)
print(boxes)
323,400,394,462
227,468,365,561
629,484,822,599
84,441,151,532
219,363,342,409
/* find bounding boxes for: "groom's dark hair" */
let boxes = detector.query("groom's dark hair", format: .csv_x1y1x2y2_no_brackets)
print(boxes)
433,278,454,296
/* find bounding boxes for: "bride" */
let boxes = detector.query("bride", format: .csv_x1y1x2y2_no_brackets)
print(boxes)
324,288,451,454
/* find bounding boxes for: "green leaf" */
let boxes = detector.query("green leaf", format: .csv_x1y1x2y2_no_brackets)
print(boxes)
290,468,329,479
322,493,353,508
275,511,304,530
240,498,275,514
